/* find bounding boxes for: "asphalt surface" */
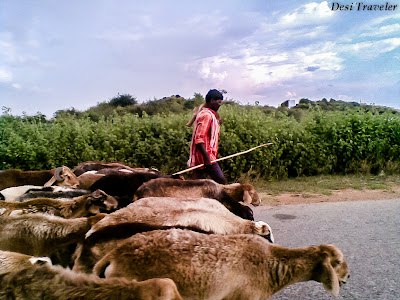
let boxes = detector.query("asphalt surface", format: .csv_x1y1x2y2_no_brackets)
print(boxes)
253,199,400,300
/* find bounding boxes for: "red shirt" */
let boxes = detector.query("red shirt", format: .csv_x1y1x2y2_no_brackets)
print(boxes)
188,108,220,167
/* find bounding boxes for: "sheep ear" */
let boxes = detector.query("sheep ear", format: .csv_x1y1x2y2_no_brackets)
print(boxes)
103,195,118,211
44,176,56,187
91,190,118,211
243,190,252,204
91,189,104,199
321,254,340,296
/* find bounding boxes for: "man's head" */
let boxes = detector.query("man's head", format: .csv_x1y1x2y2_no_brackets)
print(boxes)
205,89,223,111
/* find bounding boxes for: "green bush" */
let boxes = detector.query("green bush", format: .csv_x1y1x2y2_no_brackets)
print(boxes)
1,106,399,181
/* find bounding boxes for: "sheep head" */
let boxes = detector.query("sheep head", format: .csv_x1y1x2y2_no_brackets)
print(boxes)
242,184,261,206
227,183,261,206
253,221,274,243
312,244,350,296
44,167,79,188
86,189,119,215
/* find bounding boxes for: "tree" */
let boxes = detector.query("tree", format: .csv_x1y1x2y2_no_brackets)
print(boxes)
109,94,137,107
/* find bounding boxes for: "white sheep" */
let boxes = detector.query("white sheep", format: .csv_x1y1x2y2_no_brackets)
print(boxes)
94,229,350,300
0,185,90,202
0,185,38,201
0,263,183,300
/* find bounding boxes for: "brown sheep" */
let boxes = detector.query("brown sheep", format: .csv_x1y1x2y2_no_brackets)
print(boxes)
73,197,273,274
134,178,261,205
0,213,105,259
88,172,181,209
0,166,79,190
134,178,259,220
72,161,159,176
94,229,350,300
76,168,160,190
0,189,118,218
0,263,183,300
76,171,106,189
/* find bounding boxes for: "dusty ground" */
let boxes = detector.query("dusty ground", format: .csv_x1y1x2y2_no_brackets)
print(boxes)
259,185,400,206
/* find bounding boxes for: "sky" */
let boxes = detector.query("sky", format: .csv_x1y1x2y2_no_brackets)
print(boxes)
1,0,399,118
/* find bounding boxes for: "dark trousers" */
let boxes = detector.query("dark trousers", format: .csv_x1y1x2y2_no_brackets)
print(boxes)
191,162,227,184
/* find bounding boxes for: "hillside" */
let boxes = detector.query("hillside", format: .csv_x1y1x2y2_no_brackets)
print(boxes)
52,93,400,121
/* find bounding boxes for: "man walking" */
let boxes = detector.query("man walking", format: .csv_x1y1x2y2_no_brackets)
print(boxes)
188,89,227,184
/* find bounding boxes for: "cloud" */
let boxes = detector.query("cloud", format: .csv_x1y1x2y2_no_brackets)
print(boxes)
184,4,346,100
360,24,400,38
365,11,400,27
338,94,357,102
296,45,344,72
186,55,232,85
285,91,297,98
279,1,335,26
0,69,13,82
342,37,400,58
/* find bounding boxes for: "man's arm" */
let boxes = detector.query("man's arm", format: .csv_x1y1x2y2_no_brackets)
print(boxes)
196,143,212,166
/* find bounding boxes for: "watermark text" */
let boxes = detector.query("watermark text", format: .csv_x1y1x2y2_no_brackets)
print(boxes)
331,2,398,11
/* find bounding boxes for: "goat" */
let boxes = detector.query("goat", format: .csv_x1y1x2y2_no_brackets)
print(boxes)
0,166,79,190
0,250,52,274
72,161,160,176
89,171,178,208
1,185,90,202
94,229,350,300
73,197,273,274
0,263,183,300
0,213,105,264
134,178,259,220
0,189,118,218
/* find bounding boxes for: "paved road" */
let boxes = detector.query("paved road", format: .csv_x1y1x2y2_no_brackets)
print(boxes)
253,199,400,300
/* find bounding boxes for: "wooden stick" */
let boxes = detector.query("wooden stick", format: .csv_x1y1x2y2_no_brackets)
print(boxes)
173,142,274,175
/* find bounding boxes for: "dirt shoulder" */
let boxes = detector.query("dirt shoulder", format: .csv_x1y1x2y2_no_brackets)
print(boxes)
259,186,400,206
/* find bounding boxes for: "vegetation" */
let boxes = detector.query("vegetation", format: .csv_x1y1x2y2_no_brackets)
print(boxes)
1,94,399,183
253,174,400,196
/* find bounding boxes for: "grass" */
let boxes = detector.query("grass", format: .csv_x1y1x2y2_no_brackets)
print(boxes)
250,174,400,196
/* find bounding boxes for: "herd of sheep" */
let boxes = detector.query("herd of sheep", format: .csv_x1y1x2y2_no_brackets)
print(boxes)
0,161,350,299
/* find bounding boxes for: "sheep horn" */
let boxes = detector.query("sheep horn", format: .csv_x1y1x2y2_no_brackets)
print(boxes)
54,167,66,182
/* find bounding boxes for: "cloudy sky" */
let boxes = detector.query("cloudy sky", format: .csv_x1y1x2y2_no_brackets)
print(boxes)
1,0,399,117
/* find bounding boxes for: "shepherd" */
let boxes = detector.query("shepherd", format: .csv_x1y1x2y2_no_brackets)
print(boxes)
187,89,226,184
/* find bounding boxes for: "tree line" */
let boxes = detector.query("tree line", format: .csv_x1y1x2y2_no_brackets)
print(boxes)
1,94,399,181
